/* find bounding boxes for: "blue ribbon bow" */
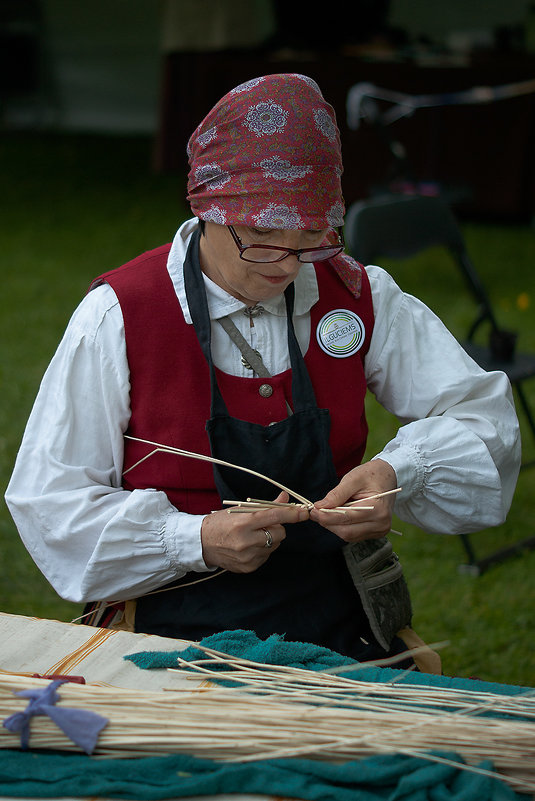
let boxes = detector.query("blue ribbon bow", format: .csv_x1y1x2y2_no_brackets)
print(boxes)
3,679,108,755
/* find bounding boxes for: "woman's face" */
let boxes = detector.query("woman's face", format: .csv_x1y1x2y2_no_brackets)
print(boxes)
198,222,328,306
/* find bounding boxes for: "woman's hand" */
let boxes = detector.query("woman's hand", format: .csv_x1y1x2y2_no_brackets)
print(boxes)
201,492,309,572
310,459,398,544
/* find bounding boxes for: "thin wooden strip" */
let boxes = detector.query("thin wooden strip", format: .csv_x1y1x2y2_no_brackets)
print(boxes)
123,437,314,507
345,488,403,505
246,498,305,507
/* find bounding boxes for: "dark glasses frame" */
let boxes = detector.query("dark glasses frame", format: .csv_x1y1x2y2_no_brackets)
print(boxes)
227,225,345,263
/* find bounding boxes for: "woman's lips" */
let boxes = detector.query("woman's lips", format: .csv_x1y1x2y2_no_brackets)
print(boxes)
261,273,293,284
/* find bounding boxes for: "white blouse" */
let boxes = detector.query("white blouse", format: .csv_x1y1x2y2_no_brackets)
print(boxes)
5,218,521,603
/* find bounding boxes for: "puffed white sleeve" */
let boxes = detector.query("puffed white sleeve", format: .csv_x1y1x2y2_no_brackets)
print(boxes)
4,284,210,604
364,265,521,535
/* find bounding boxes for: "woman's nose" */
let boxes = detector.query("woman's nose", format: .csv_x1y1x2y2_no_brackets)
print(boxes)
278,253,301,273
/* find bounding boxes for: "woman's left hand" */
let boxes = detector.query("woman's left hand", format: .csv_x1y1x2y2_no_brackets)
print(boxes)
309,458,398,543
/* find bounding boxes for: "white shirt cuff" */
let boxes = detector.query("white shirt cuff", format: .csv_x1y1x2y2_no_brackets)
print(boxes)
162,510,212,573
372,443,426,501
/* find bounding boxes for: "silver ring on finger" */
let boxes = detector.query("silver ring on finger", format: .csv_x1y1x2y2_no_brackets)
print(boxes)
262,527,273,548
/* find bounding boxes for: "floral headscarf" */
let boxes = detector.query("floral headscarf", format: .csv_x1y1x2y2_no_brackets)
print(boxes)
186,74,345,231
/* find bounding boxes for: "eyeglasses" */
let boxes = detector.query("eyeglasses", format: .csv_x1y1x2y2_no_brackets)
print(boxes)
227,225,345,263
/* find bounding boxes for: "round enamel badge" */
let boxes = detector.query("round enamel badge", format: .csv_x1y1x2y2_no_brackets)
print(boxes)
316,309,365,358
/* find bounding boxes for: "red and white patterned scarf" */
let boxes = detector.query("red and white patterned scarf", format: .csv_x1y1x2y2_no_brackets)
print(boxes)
186,73,362,296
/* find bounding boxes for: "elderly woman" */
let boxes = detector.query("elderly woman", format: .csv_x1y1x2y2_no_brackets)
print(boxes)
5,74,520,664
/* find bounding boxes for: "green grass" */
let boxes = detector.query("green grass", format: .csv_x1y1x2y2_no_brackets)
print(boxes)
0,133,185,621
361,229,535,686
1,133,534,686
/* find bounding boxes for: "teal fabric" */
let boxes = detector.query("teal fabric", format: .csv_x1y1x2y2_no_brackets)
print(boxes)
125,629,356,671
125,628,532,698
0,749,524,800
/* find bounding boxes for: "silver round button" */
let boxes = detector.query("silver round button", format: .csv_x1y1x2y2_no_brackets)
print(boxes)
259,383,273,398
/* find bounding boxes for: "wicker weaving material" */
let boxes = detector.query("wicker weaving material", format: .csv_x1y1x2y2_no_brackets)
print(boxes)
1,613,533,799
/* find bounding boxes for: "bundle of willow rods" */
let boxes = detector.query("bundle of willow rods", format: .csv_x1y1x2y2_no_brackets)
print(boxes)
1,648,534,795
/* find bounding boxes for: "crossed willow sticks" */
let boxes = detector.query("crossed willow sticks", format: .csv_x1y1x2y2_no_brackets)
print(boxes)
124,435,403,530
71,434,402,623
71,437,403,623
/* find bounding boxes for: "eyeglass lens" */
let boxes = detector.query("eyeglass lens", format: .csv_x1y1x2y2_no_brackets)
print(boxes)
241,246,343,263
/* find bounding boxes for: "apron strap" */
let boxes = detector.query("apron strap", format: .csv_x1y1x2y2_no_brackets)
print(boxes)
283,283,320,413
183,229,225,417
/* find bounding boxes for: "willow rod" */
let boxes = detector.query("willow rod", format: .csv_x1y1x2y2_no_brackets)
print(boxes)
124,435,404,533
124,435,313,507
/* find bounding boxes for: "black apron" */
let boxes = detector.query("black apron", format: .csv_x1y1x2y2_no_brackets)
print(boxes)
135,231,390,660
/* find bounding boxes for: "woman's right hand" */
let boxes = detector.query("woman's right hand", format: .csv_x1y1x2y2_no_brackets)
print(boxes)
200,492,309,572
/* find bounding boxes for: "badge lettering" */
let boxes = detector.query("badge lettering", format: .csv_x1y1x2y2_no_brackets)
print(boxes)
316,309,365,358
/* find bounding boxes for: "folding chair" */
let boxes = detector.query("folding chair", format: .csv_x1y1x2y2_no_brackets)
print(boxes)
344,193,535,574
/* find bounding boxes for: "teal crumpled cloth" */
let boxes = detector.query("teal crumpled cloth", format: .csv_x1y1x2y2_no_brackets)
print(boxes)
0,749,523,801
124,628,532,699
125,629,354,672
